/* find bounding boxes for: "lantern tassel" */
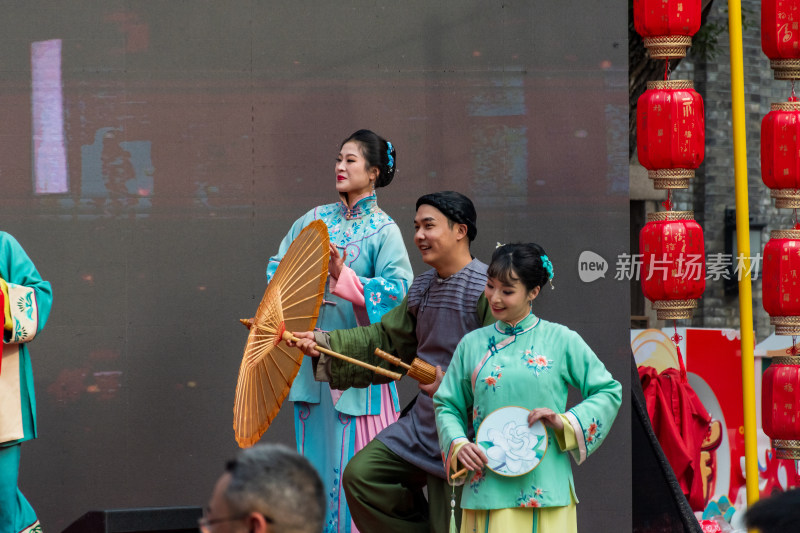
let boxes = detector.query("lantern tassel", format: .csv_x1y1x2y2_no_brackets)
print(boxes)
449,486,457,533
662,190,673,212
672,321,687,382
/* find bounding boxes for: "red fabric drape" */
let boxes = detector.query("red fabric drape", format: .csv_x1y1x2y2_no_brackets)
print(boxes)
639,365,712,510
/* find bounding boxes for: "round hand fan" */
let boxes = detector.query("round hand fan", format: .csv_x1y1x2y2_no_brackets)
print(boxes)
476,406,548,476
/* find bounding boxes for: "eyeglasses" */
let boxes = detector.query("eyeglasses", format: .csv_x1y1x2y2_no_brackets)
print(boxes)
197,513,249,533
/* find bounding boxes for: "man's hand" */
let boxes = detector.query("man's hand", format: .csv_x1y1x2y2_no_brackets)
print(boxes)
286,331,321,357
418,365,444,397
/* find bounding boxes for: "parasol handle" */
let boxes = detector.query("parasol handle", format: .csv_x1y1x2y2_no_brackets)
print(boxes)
374,348,411,370
374,348,439,385
282,331,403,381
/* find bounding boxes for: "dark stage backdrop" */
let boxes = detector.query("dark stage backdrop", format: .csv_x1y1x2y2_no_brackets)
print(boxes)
0,2,631,531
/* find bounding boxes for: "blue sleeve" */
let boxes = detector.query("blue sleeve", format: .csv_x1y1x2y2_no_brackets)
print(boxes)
266,209,316,283
358,223,413,323
0,232,53,340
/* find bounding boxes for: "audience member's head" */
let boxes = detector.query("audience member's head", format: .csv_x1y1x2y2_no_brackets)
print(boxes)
201,443,324,533
745,488,800,533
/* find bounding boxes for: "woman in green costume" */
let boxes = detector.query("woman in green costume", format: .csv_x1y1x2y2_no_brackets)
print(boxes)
434,243,621,532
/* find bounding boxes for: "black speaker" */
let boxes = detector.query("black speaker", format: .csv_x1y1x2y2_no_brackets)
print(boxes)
61,507,203,533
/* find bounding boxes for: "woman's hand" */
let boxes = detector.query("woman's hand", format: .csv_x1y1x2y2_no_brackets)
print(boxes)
286,331,320,357
456,443,488,472
527,407,564,431
328,243,344,280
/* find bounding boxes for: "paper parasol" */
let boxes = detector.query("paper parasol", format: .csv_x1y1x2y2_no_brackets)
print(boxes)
233,219,330,448
234,219,402,448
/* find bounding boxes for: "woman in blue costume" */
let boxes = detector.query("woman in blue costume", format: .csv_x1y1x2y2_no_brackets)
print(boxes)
266,130,413,533
0,232,53,533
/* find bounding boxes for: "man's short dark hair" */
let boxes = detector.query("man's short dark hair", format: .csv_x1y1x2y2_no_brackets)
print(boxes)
416,191,478,242
745,488,800,533
224,444,324,533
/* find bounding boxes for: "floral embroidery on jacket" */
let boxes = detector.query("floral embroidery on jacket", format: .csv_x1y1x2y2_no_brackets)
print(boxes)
521,348,552,376
369,292,381,307
324,466,341,531
584,417,604,445
469,467,486,495
472,405,484,430
481,364,503,392
517,485,545,508
18,292,34,320
365,277,407,320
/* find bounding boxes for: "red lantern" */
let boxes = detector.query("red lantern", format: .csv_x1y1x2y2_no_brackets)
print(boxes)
762,100,800,208
761,355,800,459
640,211,706,319
637,80,705,189
763,230,800,335
762,0,800,79
633,0,702,59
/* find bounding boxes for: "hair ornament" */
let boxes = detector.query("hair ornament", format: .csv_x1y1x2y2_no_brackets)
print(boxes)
386,141,394,170
496,242,505,249
541,254,554,282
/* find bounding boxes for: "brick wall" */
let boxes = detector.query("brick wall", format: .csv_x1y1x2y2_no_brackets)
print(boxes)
640,0,792,340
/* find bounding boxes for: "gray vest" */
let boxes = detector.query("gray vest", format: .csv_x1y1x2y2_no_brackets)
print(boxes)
376,258,488,477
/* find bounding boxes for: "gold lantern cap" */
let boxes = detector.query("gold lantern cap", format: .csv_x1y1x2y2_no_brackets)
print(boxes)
644,36,692,60
770,315,800,336
770,59,800,81
648,169,693,190
770,189,800,209
647,210,695,223
770,101,800,112
772,439,800,460
768,229,800,240
652,299,697,320
645,79,694,91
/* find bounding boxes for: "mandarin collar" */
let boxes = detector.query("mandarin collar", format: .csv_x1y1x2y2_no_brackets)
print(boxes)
338,193,378,220
495,312,539,336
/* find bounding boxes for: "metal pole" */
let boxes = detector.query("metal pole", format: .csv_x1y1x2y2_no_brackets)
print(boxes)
727,0,760,507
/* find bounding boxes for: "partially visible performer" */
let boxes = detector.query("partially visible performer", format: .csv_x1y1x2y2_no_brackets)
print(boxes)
266,130,412,533
434,243,621,532
0,232,53,533
291,191,495,533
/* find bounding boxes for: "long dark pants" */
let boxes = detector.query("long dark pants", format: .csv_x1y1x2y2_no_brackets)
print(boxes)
342,439,463,533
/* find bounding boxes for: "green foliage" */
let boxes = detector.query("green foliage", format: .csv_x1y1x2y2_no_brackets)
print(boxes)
689,3,756,62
